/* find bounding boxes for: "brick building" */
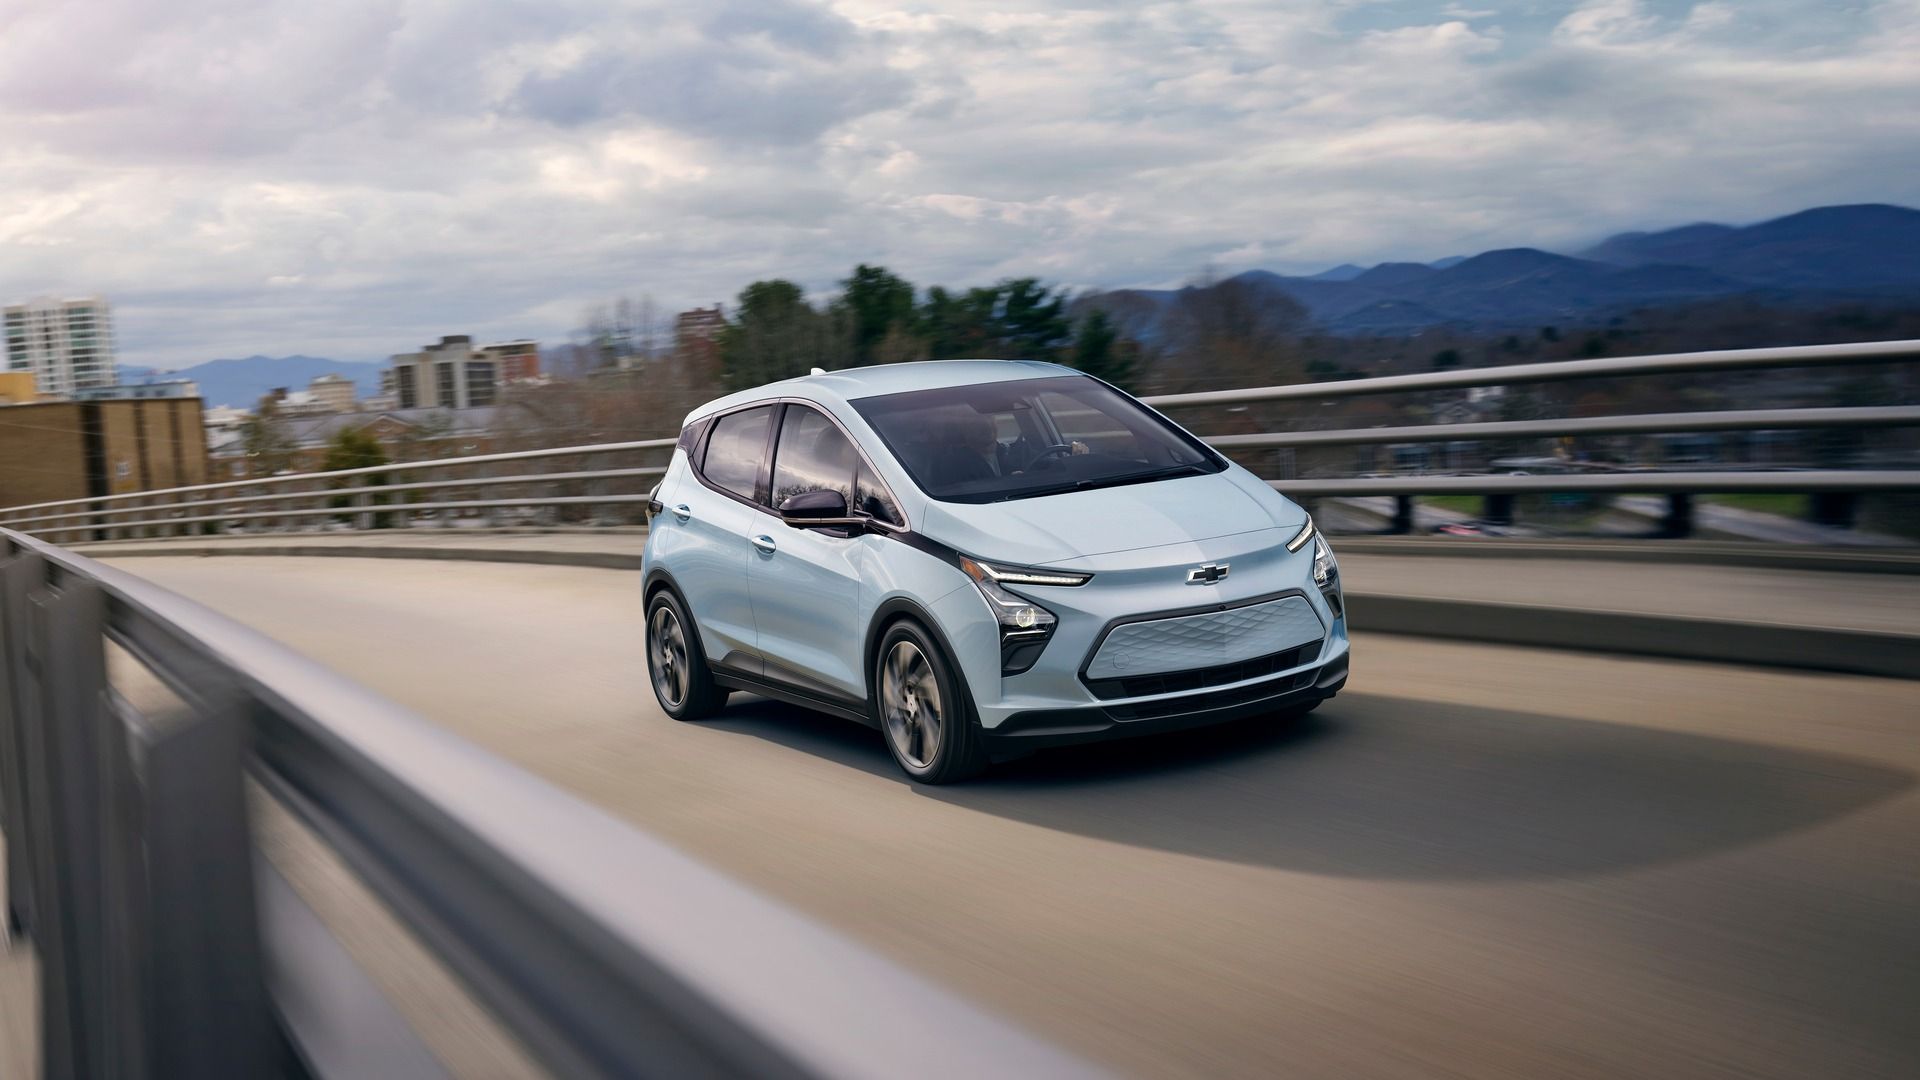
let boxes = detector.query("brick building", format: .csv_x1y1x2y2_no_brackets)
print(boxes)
0,398,208,509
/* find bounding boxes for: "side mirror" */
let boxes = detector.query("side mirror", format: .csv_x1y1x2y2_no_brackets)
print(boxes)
778,489,859,527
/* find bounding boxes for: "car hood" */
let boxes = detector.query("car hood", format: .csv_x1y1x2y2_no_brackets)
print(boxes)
916,468,1304,566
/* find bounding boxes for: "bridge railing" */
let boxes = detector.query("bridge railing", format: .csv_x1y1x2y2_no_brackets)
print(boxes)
0,527,1100,1079
0,339,1916,542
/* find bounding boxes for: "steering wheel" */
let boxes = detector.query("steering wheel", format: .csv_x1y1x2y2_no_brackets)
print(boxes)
1025,443,1076,470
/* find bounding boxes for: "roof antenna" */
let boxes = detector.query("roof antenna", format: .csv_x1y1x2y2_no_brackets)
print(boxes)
809,367,827,376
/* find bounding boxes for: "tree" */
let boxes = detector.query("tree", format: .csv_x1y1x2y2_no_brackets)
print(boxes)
718,280,852,390
838,265,918,365
1069,309,1137,390
240,394,296,477
995,278,1072,360
323,426,392,526
1431,348,1463,370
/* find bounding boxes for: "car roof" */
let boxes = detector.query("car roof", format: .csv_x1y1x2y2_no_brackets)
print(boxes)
686,359,1081,420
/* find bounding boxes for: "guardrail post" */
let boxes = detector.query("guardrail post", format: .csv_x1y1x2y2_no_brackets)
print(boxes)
1660,494,1694,539
0,548,43,937
1811,492,1857,530
1484,493,1515,527
1389,496,1413,535
22,574,112,1079
102,685,279,1078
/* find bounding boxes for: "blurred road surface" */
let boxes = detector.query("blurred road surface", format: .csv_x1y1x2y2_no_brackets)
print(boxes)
108,556,1920,1080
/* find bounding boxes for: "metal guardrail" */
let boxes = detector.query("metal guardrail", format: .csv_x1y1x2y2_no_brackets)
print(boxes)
1139,338,1920,407
0,340,1916,543
0,528,1100,1079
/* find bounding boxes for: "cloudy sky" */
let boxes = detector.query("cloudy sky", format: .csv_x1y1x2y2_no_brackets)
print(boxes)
4,0,1917,368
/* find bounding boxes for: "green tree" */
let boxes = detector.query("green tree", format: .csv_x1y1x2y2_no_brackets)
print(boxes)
719,280,851,390
1431,348,1463,370
323,426,392,527
996,278,1072,359
1069,309,1137,390
838,264,918,365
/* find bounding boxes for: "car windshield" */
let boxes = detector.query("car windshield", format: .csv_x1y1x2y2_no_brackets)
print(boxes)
850,374,1221,504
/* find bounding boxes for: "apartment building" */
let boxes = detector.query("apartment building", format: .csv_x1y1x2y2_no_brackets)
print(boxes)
388,335,498,410
308,372,358,413
4,296,118,396
480,340,541,383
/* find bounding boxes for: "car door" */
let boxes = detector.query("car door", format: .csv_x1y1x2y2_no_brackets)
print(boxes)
671,403,775,674
748,404,875,702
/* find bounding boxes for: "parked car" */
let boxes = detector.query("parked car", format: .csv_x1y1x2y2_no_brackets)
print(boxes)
641,361,1348,782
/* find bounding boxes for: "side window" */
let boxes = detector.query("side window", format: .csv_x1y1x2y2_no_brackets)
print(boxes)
856,462,904,526
701,405,774,501
771,406,856,511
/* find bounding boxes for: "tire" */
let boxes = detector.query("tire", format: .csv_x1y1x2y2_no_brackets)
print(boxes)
873,620,988,784
646,589,729,721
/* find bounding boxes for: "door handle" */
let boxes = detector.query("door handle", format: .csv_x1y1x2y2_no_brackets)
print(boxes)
751,534,777,555
673,503,692,522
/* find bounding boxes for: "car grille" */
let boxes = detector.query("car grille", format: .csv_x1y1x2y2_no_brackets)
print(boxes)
1082,594,1325,689
1085,640,1322,700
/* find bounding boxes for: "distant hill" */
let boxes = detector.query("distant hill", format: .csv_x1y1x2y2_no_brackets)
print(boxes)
147,355,384,408
1090,203,1920,339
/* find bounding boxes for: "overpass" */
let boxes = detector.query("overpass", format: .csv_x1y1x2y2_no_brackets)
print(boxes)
60,539,1920,1079
2,340,1918,1077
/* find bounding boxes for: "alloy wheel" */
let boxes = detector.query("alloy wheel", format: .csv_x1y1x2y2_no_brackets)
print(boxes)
649,605,689,708
882,640,943,769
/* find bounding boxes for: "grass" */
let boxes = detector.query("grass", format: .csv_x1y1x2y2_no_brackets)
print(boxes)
1698,493,1807,517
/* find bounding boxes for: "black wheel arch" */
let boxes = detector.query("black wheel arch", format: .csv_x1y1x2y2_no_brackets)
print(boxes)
864,596,976,721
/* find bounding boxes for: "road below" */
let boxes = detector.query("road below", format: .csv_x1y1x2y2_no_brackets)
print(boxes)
107,555,1920,1080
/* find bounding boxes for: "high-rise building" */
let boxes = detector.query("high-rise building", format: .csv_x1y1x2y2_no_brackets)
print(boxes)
3,296,118,396
388,335,497,410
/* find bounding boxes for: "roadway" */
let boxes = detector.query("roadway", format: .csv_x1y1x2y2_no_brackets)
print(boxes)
104,555,1920,1080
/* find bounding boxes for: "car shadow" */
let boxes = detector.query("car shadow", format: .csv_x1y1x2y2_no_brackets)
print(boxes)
700,692,1913,883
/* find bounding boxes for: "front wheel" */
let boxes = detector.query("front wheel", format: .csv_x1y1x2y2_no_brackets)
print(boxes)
646,590,728,720
875,621,987,784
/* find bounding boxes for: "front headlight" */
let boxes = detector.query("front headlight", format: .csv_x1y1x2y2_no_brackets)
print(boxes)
960,556,1067,675
1312,534,1337,587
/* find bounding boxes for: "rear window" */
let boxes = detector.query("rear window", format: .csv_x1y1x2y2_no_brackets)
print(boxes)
700,405,774,501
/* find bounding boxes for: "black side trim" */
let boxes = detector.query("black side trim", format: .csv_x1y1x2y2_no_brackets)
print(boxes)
709,660,874,727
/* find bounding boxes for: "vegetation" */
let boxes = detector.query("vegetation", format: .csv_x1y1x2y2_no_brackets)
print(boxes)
323,427,392,527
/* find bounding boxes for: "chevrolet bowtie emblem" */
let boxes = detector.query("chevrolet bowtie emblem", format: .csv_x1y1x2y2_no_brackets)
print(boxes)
1186,563,1230,585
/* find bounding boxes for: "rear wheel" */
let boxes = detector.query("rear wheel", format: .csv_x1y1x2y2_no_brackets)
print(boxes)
646,590,728,720
875,621,986,784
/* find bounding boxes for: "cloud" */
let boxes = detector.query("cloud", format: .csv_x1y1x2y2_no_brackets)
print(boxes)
0,0,1915,366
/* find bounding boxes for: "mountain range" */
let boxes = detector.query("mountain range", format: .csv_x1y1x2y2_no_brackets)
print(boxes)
1093,203,1920,338
122,355,384,409
126,203,1920,407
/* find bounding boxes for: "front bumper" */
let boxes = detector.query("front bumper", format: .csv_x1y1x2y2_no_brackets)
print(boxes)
984,651,1347,753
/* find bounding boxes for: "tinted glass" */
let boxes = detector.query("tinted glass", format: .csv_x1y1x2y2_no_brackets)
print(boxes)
771,406,855,511
850,375,1219,503
701,405,773,501
855,461,903,525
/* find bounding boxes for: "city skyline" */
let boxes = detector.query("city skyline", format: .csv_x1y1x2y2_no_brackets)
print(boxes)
3,1,1917,367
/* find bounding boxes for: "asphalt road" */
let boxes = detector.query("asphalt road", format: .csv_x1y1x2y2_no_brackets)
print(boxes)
107,556,1920,1080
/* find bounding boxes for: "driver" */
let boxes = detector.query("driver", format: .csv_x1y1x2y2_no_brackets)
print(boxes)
932,412,1005,483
